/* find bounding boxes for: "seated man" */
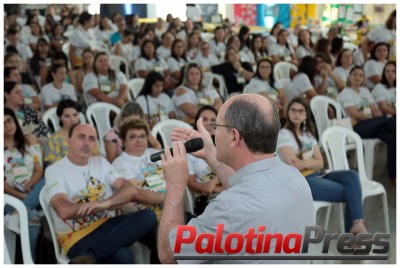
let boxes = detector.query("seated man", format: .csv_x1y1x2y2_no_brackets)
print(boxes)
43,123,163,264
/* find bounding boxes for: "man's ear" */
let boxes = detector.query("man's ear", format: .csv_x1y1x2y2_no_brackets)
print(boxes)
230,128,241,147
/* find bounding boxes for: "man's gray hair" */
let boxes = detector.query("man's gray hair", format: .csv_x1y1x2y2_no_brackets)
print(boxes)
224,98,280,153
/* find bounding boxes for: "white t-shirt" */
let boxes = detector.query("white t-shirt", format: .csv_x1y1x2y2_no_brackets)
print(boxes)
156,46,171,60
44,156,121,238
4,144,43,187
243,78,283,103
187,154,214,184
69,25,93,57
13,42,33,61
134,57,168,76
112,41,134,60
209,39,226,58
364,59,386,89
337,87,376,117
82,71,128,106
267,35,277,49
193,53,219,68
285,73,314,102
296,46,313,60
277,128,318,161
314,75,337,98
131,46,141,62
333,66,352,82
173,85,220,120
136,93,175,121
186,4,202,22
167,57,187,73
372,83,396,106
367,26,396,44
95,28,114,44
269,43,295,60
22,84,38,98
40,82,77,107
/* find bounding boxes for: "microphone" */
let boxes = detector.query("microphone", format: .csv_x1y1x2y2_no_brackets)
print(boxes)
150,138,204,162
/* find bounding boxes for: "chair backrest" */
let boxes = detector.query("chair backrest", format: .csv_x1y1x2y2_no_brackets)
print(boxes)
86,102,121,156
4,194,34,264
39,189,70,264
273,61,298,80
310,95,343,140
202,73,228,99
42,107,87,133
109,55,131,79
321,126,368,180
89,40,110,54
151,119,193,148
127,78,145,101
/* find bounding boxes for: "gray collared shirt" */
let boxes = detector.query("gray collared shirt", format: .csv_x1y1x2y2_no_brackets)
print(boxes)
169,155,314,264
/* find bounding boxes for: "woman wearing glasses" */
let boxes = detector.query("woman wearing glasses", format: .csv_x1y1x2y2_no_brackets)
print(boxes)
277,97,368,238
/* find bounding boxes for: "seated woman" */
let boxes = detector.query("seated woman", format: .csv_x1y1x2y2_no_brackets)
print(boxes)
206,46,254,94
188,106,224,216
74,48,94,95
372,61,396,116
112,28,135,63
244,58,288,119
82,52,128,108
285,56,318,102
194,41,219,69
173,63,222,123
136,71,177,129
40,63,77,110
4,66,41,111
4,81,49,138
156,31,175,61
186,32,201,61
338,66,396,183
364,42,389,89
29,37,53,88
208,26,226,60
104,101,162,163
334,48,354,88
111,118,170,219
134,40,169,79
43,99,98,167
277,97,368,236
269,29,298,65
313,53,345,98
295,29,315,61
247,35,268,66
167,39,188,87
4,108,44,260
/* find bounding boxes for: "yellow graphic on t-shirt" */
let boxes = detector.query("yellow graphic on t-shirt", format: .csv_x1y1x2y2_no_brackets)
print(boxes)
73,177,106,203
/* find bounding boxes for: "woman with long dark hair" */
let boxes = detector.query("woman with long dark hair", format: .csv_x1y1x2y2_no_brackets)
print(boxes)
337,66,396,183
372,61,396,116
4,107,44,260
82,52,128,107
296,29,314,61
277,97,368,236
269,29,298,65
364,42,390,89
136,71,177,128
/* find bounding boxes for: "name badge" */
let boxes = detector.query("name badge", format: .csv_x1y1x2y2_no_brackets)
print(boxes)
284,56,292,62
236,76,246,84
100,84,111,93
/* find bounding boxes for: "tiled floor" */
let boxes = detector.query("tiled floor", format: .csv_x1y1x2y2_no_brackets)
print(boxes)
313,143,396,264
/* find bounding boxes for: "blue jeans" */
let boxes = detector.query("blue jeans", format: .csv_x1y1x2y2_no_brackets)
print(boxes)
306,170,363,232
67,209,159,264
4,179,45,262
353,116,396,179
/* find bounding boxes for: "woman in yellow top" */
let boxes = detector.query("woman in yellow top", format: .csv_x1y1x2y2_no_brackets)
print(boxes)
43,99,98,167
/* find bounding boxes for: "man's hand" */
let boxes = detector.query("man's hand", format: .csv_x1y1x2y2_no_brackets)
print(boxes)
171,117,216,161
161,141,189,190
77,199,112,216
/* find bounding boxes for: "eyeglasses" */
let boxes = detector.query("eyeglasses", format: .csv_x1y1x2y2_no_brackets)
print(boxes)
209,123,235,129
289,108,306,114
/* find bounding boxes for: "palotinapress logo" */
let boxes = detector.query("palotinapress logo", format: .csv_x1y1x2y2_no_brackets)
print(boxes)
173,224,390,261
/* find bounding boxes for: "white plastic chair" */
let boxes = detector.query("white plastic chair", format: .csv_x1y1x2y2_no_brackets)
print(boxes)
89,40,110,54
109,55,131,79
273,61,298,80
42,107,86,133
4,194,34,264
202,72,228,99
127,78,145,101
151,119,193,148
86,103,121,156
310,96,381,180
39,189,70,264
321,127,390,233
313,201,344,234
184,187,196,216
